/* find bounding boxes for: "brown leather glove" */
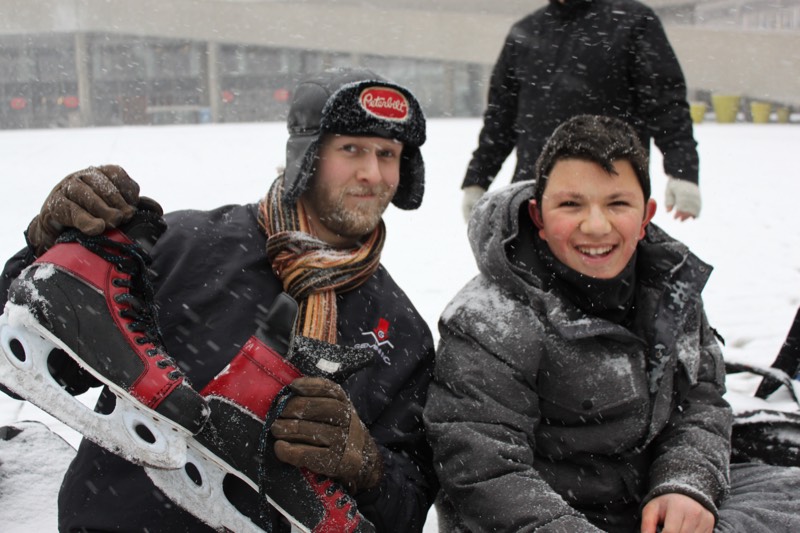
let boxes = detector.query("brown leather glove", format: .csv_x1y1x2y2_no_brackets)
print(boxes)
271,376,383,494
26,165,149,256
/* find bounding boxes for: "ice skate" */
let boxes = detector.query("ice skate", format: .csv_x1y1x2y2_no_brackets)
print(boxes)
146,292,376,533
0,209,209,469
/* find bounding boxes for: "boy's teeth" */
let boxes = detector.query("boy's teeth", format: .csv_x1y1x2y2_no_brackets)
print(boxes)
579,246,612,256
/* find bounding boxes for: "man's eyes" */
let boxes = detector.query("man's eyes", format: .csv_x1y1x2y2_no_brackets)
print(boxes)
338,144,397,158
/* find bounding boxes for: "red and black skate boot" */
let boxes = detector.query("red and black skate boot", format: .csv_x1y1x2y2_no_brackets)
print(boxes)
146,292,376,533
0,207,209,469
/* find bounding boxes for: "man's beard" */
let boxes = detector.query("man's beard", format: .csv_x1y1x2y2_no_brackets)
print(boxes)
306,183,394,242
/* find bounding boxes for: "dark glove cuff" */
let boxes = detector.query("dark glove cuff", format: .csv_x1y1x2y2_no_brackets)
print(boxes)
25,215,54,257
137,196,164,217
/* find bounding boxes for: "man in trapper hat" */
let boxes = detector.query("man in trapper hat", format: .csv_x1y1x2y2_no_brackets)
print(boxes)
0,68,438,532
283,68,426,211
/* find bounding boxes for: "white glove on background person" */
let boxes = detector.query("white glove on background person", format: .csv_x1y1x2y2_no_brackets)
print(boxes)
462,185,487,223
664,177,701,221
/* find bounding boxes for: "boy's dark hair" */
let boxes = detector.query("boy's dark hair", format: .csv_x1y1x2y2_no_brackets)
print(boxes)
532,115,650,204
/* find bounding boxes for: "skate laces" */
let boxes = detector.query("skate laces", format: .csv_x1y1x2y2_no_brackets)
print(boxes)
58,229,183,380
257,386,294,524
315,474,358,520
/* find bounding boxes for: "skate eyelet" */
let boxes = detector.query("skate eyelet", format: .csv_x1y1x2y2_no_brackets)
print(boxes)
325,485,336,497
8,338,26,362
135,337,148,344
157,360,169,369
336,497,347,508
146,348,158,357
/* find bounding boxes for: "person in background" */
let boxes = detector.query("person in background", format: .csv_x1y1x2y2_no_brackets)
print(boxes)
461,0,701,223
1,67,438,532
427,115,800,532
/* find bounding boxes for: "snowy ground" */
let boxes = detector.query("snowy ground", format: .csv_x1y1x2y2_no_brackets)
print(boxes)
1,119,799,531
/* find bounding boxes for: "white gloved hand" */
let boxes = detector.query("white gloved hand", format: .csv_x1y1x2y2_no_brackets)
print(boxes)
664,177,701,221
462,185,487,223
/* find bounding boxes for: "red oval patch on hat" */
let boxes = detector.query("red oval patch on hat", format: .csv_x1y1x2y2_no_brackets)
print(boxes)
359,87,409,121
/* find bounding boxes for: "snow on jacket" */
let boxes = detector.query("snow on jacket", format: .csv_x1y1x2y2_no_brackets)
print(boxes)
0,203,438,533
424,182,730,532
462,0,699,190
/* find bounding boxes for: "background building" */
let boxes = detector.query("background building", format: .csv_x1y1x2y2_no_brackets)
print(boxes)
0,0,798,129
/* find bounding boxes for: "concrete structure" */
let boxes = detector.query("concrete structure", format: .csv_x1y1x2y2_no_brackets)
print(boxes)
0,0,798,128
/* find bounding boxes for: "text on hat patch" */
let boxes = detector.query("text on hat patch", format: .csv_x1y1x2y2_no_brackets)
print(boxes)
359,87,409,121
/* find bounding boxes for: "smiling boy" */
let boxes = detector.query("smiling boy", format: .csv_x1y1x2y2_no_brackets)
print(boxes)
529,157,656,280
425,115,800,532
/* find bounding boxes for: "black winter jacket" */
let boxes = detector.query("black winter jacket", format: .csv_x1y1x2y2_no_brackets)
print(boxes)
463,0,699,190
425,182,730,532
0,203,438,533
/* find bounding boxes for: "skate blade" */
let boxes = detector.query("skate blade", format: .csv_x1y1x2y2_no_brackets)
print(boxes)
0,307,188,470
145,443,312,533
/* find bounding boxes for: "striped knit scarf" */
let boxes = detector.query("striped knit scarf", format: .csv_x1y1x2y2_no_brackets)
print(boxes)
257,176,385,343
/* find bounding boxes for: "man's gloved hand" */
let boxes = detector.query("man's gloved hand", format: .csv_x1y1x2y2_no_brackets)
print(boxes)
26,165,149,256
271,376,383,494
664,176,701,221
461,185,487,223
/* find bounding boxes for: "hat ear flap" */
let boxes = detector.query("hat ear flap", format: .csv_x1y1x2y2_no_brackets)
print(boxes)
392,147,425,210
283,138,320,205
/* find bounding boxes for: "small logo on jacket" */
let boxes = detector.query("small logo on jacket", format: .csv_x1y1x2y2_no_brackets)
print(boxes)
355,318,394,365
